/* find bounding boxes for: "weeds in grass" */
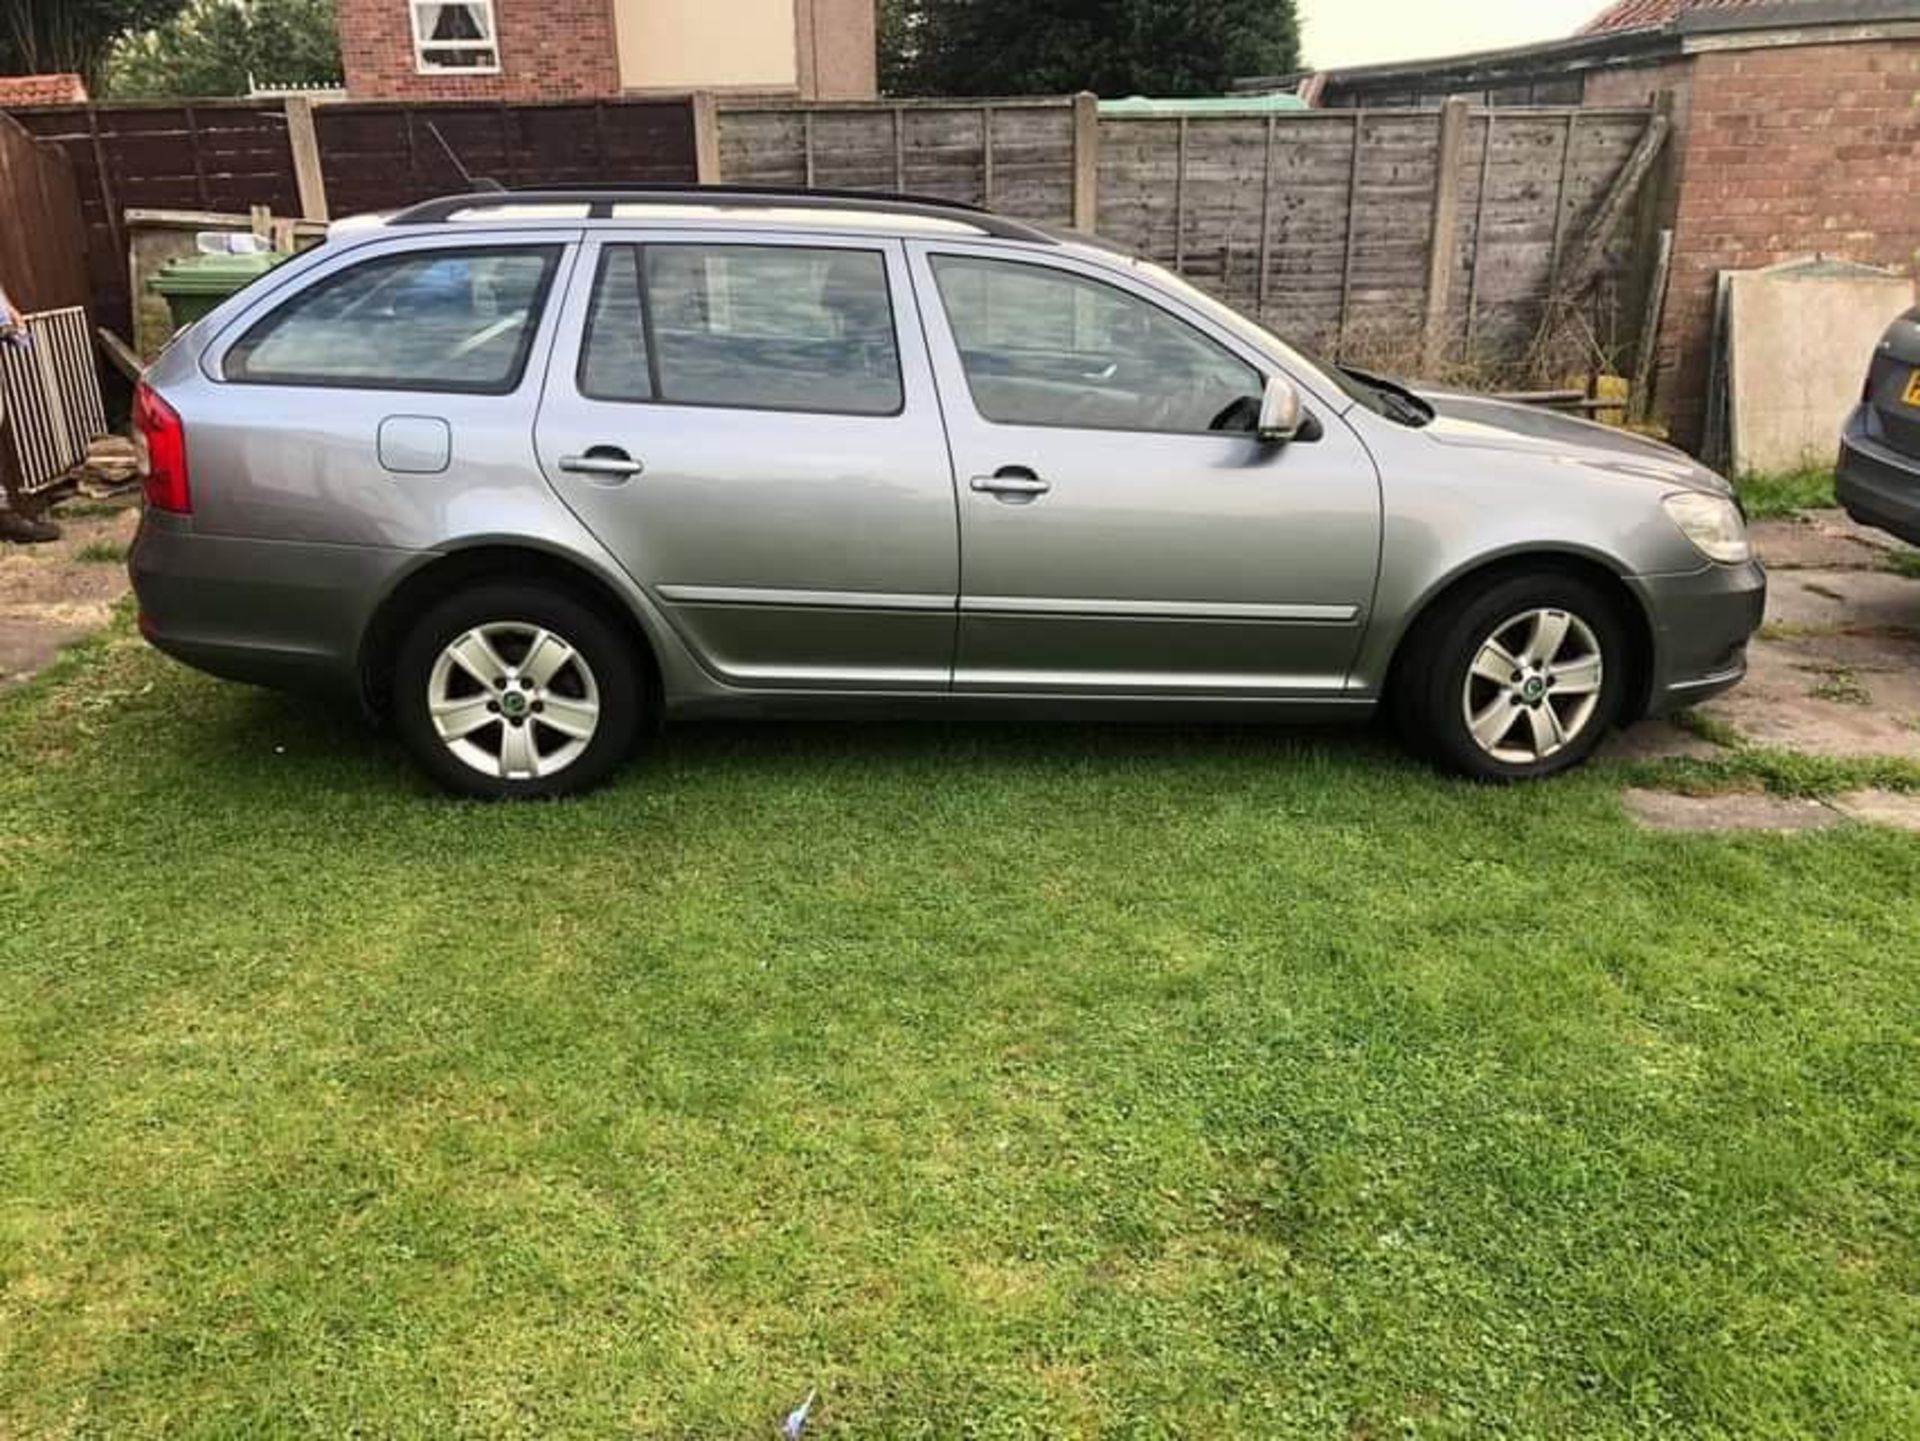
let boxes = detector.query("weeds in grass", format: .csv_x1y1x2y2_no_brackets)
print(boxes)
72,538,127,564
1801,663,1875,707
1735,466,1836,519
1882,549,1920,580
53,499,136,520
1623,743,1920,797
1668,707,1743,748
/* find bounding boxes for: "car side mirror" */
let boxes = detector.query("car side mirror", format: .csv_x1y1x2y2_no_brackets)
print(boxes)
1256,374,1304,444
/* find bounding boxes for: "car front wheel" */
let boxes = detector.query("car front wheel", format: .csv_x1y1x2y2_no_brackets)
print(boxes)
393,582,643,799
1398,571,1631,781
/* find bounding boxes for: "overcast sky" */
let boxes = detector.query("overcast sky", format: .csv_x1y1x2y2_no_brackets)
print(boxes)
1297,0,1608,70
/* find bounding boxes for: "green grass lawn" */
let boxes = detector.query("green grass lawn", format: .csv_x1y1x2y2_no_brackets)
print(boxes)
1735,466,1836,520
3,628,1917,1438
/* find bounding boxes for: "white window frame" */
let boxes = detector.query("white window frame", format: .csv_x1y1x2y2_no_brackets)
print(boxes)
409,0,502,76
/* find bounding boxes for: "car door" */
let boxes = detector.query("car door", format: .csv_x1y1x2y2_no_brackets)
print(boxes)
533,232,958,691
907,242,1381,696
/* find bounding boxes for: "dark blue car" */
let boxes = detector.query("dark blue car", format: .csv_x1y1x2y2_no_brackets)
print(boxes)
1838,306,1920,544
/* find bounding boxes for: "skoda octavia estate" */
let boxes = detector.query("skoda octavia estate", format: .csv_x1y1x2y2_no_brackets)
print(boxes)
130,186,1764,798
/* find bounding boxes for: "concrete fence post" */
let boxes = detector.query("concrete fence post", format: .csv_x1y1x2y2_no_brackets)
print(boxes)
692,91,722,184
1421,96,1471,373
1071,91,1099,232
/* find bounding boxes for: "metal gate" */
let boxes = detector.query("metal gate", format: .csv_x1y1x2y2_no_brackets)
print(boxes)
0,308,107,495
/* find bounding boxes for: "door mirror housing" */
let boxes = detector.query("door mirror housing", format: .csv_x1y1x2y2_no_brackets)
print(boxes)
1256,374,1305,444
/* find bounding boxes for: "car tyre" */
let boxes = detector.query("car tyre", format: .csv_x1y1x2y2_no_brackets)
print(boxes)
1397,571,1631,781
393,582,644,800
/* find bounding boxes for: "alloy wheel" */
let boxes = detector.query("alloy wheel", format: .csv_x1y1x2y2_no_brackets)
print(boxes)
426,621,602,781
1459,607,1605,765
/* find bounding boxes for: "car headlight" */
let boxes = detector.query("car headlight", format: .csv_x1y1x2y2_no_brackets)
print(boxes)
1662,492,1752,564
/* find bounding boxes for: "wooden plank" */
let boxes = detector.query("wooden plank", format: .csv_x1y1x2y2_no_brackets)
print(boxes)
85,109,126,278
1630,227,1673,424
181,106,212,209
1421,97,1469,371
1337,111,1363,358
1546,110,1578,285
283,95,328,221
1463,110,1496,358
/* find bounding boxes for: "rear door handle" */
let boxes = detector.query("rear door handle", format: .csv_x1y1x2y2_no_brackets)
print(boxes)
970,468,1050,497
559,448,644,481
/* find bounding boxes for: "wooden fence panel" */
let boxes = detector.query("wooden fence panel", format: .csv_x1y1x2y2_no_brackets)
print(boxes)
718,99,1075,227
0,113,89,314
1,91,1652,382
11,101,297,337
3,97,697,337
312,98,697,217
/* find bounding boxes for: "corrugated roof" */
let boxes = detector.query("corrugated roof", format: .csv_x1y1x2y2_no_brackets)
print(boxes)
1579,0,1783,34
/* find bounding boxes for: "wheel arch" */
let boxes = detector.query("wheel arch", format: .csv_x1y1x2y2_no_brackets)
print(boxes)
1381,549,1657,722
358,542,663,718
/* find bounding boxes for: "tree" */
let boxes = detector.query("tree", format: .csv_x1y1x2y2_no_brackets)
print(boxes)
0,0,189,88
105,0,341,98
881,0,1300,98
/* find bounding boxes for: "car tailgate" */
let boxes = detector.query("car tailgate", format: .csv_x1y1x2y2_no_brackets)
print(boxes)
1866,306,1920,458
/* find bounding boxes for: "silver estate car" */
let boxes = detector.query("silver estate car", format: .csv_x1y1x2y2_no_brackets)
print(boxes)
131,186,1764,799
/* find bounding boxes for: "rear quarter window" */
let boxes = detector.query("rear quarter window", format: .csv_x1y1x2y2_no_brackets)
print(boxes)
224,245,561,394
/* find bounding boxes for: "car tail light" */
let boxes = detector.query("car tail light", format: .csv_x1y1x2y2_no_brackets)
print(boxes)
134,381,190,514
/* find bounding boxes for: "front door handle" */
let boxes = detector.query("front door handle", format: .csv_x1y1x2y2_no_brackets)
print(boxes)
559,447,644,481
970,467,1050,498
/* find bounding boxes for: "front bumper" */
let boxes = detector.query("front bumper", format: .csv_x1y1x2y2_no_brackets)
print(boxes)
1836,405,1920,546
130,511,417,697
1628,558,1767,715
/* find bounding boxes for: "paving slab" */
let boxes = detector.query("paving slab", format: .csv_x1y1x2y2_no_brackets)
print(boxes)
1761,567,1920,633
1751,509,1918,571
1622,788,1843,833
1691,564,1920,760
1599,719,1726,762
1830,789,1920,831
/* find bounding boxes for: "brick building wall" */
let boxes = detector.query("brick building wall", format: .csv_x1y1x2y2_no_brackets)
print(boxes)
1612,40,1920,451
336,0,622,100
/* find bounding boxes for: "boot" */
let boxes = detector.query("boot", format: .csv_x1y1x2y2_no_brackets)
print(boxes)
0,508,61,544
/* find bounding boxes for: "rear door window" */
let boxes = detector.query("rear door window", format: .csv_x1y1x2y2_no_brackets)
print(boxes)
576,242,903,417
226,245,561,393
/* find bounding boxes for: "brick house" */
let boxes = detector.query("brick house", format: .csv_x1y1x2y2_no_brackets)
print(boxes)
1283,0,1920,452
336,0,877,102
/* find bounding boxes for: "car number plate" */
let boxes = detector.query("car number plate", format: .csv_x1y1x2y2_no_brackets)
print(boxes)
1905,368,1920,407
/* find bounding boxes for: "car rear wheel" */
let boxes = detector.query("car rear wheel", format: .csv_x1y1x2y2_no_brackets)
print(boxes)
1397,571,1630,781
393,582,643,799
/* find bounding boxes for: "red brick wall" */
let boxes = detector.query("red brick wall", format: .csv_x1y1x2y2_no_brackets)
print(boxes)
1656,40,1920,451
337,0,621,100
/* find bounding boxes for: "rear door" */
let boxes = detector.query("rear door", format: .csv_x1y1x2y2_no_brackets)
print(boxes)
533,232,959,691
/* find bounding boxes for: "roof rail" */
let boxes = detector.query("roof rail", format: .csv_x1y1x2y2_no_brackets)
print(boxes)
386,185,1057,243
